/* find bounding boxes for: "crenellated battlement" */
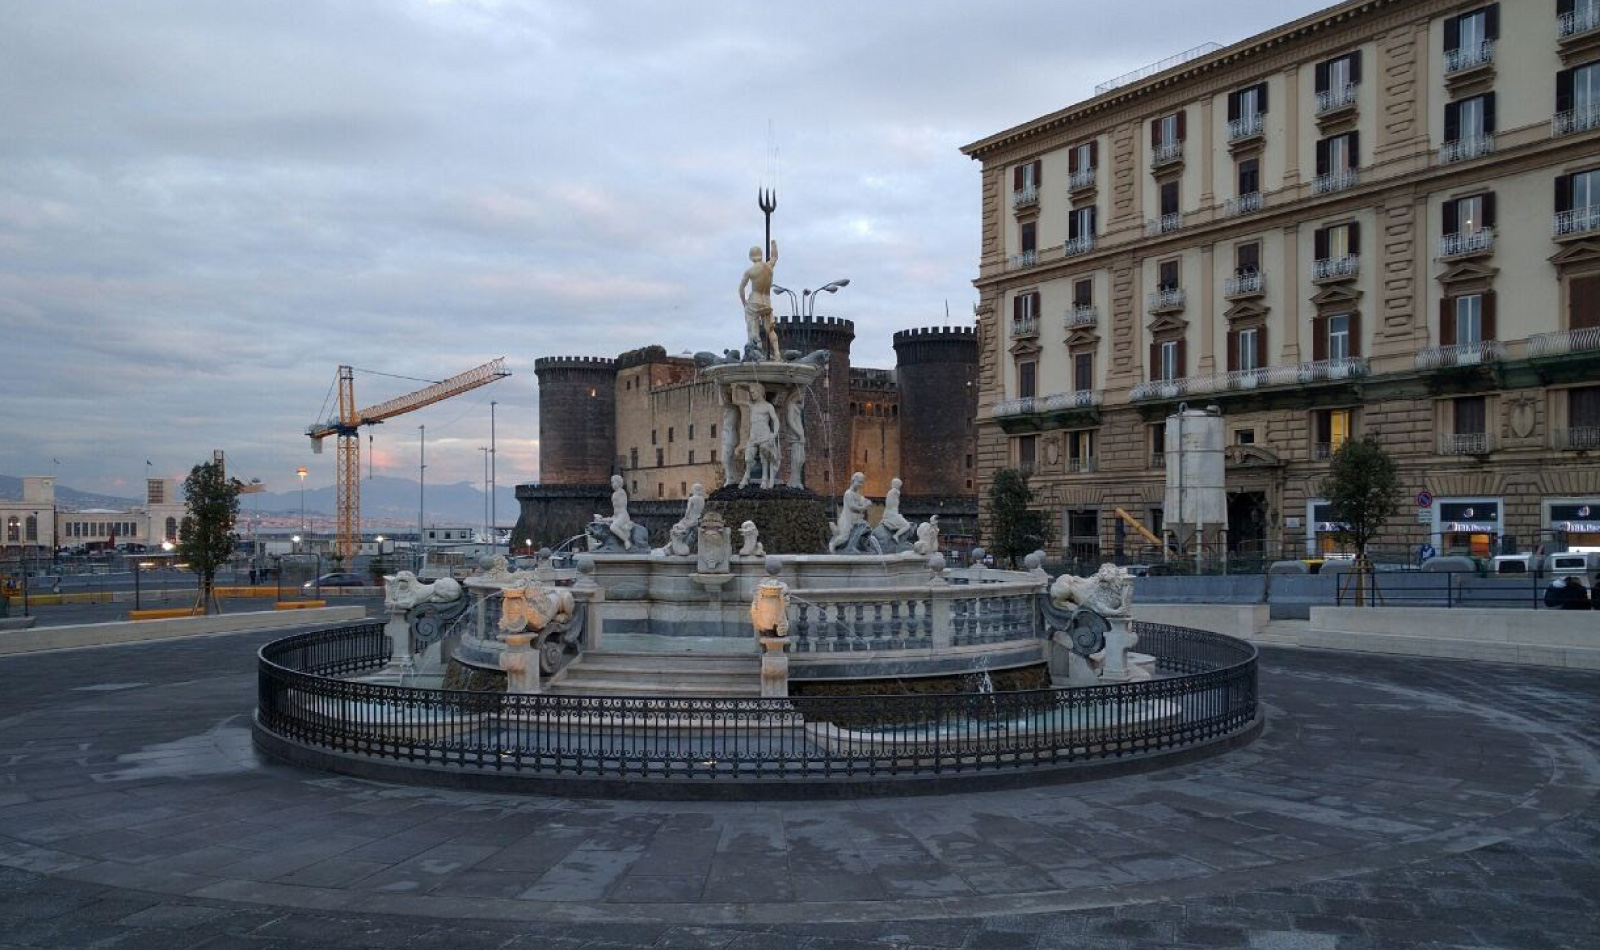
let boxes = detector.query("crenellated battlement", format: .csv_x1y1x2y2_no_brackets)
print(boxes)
535,356,618,375
892,325,977,345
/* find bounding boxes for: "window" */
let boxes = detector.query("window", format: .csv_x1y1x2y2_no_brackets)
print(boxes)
1315,408,1353,455
1160,340,1181,381
1571,386,1600,430
5,517,17,543
1444,193,1494,236
1073,278,1093,307
651,429,657,445
1159,180,1180,217
1069,141,1097,181
1557,61,1600,122
1236,241,1261,276
1315,50,1362,96
629,448,639,469
632,480,639,495
1013,291,1040,328
1556,167,1600,235
1445,5,1498,60
23,516,36,542
1440,291,1496,345
1572,273,1600,330
1316,132,1358,177
965,453,973,470
1227,82,1268,123
710,423,717,440
1236,428,1256,445
1238,327,1261,372
1456,294,1482,345
680,482,687,497
1157,259,1180,292
1067,509,1099,561
1068,430,1095,470
1454,396,1487,436
1151,422,1167,467
667,427,674,443
655,447,664,467
1073,352,1094,393
1237,158,1260,196
688,450,696,464
165,517,177,540
1069,206,1096,241
1012,159,1041,194
687,424,695,440
1444,93,1495,144
1018,360,1037,399
658,484,665,498
1017,435,1038,472
1020,221,1037,256
1152,111,1185,147
1327,314,1351,360
1314,221,1361,262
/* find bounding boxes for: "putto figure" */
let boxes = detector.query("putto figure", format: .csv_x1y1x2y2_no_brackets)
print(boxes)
737,240,782,360
827,471,874,553
608,474,636,550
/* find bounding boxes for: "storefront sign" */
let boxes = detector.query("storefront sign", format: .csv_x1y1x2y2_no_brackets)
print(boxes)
1549,503,1600,534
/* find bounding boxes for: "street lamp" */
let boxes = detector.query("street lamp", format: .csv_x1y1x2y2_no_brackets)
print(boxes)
770,284,801,318
296,466,308,536
803,279,851,318
290,534,301,554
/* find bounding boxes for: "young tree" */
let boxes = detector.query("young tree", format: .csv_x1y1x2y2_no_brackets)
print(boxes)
177,459,243,615
1320,436,1402,604
986,467,1049,567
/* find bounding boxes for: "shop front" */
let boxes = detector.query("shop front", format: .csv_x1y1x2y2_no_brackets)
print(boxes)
1546,499,1600,553
1433,498,1501,558
1305,499,1352,558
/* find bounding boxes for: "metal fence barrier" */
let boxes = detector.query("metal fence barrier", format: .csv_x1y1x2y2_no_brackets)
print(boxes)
256,621,1258,788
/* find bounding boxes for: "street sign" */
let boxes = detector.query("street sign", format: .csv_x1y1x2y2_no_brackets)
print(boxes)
1415,490,1433,508
1418,543,1436,564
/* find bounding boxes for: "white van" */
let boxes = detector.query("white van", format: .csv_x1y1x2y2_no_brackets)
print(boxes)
1546,552,1600,589
1491,553,1543,575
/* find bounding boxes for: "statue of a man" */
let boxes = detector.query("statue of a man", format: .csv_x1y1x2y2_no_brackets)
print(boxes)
880,477,912,543
608,474,636,550
737,241,782,360
784,393,806,489
739,388,781,490
828,472,872,552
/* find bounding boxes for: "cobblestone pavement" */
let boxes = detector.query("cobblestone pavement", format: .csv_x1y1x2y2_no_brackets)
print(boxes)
0,631,1596,949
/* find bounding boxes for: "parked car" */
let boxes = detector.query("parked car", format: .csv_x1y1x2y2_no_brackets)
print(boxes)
303,572,368,591
1490,553,1543,575
1546,552,1600,590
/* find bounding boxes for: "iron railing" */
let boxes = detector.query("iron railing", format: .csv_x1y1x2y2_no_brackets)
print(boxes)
1068,167,1097,191
1415,340,1506,368
1227,113,1264,142
1554,426,1600,451
1145,213,1183,236
1151,142,1184,166
256,621,1259,786
1148,287,1186,311
1554,207,1600,238
1316,83,1358,114
1012,186,1039,210
1062,234,1096,257
1439,228,1494,258
1313,254,1359,281
1444,40,1494,73
1223,192,1263,216
1312,169,1359,194
1440,432,1495,455
1007,249,1039,270
1528,325,1600,357
1012,314,1039,338
992,389,1103,418
1065,304,1098,329
1129,357,1368,401
1439,134,1493,164
1552,104,1600,137
1560,5,1600,39
1224,272,1265,297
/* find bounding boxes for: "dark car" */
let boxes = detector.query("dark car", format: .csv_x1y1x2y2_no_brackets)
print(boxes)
303,572,368,591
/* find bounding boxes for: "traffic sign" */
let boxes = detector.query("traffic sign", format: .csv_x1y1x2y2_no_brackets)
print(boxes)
1415,490,1433,508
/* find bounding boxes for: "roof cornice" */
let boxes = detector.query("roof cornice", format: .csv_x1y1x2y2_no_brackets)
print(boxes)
960,0,1403,160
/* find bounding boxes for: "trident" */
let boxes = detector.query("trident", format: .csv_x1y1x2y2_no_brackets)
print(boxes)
758,187,777,260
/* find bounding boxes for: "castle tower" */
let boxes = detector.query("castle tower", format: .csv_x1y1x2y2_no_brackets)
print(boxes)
533,356,618,485
775,316,855,497
893,326,979,498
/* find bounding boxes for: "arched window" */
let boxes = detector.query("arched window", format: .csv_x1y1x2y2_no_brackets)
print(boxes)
24,516,37,542
165,517,178,541
5,517,17,543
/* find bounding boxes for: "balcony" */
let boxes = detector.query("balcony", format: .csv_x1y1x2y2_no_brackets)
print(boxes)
1439,134,1494,164
1554,426,1600,451
1444,40,1494,75
1129,357,1370,401
1061,234,1096,257
1312,169,1359,195
1012,186,1039,211
1439,432,1495,456
1312,254,1359,282
992,389,1104,424
1438,228,1494,260
1065,304,1098,330
1227,113,1264,144
1066,457,1098,474
1553,207,1600,238
1149,452,1166,469
1011,315,1039,339
1316,82,1358,116
1223,271,1265,298
1006,249,1038,270
1151,141,1184,168
1313,441,1339,461
1553,104,1600,137
1414,340,1507,369
1559,5,1600,41
1145,213,1184,236
1223,192,1263,217
1068,167,1097,192
1147,287,1186,313
1527,325,1600,357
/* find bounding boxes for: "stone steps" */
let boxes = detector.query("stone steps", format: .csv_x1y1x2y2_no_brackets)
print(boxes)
549,649,762,697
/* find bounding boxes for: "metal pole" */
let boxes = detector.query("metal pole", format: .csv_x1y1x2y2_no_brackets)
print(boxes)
134,560,141,611
490,400,498,551
480,447,490,544
418,424,426,567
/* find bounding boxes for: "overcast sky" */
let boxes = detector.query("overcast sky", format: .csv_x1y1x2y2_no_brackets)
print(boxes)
0,0,1327,497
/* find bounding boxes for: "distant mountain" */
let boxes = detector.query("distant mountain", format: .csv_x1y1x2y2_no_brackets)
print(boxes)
0,475,140,511
246,474,519,526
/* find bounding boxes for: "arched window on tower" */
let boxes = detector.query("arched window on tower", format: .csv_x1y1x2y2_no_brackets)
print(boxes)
5,517,18,543
165,517,178,541
24,516,37,542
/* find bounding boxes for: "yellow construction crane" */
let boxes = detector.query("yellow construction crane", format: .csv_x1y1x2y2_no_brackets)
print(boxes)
306,358,510,559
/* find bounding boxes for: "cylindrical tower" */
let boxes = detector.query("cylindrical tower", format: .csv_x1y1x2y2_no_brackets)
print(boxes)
893,326,978,497
775,315,855,497
533,356,618,485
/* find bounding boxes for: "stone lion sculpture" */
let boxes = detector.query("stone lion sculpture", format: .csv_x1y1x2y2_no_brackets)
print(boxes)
384,571,463,611
1048,562,1133,618
498,575,576,635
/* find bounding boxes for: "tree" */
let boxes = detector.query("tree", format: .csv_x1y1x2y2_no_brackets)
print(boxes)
177,459,243,615
1320,436,1402,605
986,467,1049,567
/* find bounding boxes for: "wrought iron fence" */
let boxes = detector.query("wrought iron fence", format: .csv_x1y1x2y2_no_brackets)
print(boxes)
257,621,1258,786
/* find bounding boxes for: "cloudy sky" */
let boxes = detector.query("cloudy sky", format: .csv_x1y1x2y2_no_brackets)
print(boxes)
1,0,1326,497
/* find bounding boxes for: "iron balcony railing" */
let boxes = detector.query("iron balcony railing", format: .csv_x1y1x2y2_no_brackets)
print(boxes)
1149,452,1166,469
991,388,1104,418
1439,134,1494,164
1223,272,1265,297
1012,185,1039,210
1439,228,1494,259
1555,426,1600,450
1440,432,1494,455
1066,457,1097,474
1012,314,1039,338
1068,167,1097,191
1316,82,1358,114
1559,5,1600,39
1313,254,1359,280
1415,340,1507,369
1223,192,1263,216
1152,141,1184,166
1553,207,1600,237
1312,169,1359,194
1006,249,1038,270
1145,212,1183,236
1065,304,1097,329
1062,234,1096,257
1147,287,1186,311
1552,104,1600,137
1313,441,1338,461
1227,113,1264,142
1444,40,1494,73
1527,325,1600,357
1130,357,1368,401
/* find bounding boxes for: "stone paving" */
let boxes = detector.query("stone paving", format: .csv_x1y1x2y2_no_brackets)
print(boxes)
0,629,1597,948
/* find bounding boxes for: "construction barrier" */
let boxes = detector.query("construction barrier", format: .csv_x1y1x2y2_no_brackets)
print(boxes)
128,607,202,621
274,600,327,610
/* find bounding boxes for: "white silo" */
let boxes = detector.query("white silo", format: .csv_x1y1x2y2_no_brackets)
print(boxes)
1164,405,1228,564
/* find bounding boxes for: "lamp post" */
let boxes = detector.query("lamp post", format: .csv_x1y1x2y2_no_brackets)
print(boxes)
480,446,490,544
803,279,851,318
417,424,426,569
771,284,801,318
296,466,308,536
489,401,498,552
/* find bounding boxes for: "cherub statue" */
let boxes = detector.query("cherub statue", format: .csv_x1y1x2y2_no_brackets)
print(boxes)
738,520,765,557
913,515,941,556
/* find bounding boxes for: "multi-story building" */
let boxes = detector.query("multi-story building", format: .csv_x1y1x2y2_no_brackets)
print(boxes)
964,0,1600,562
3,477,188,562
